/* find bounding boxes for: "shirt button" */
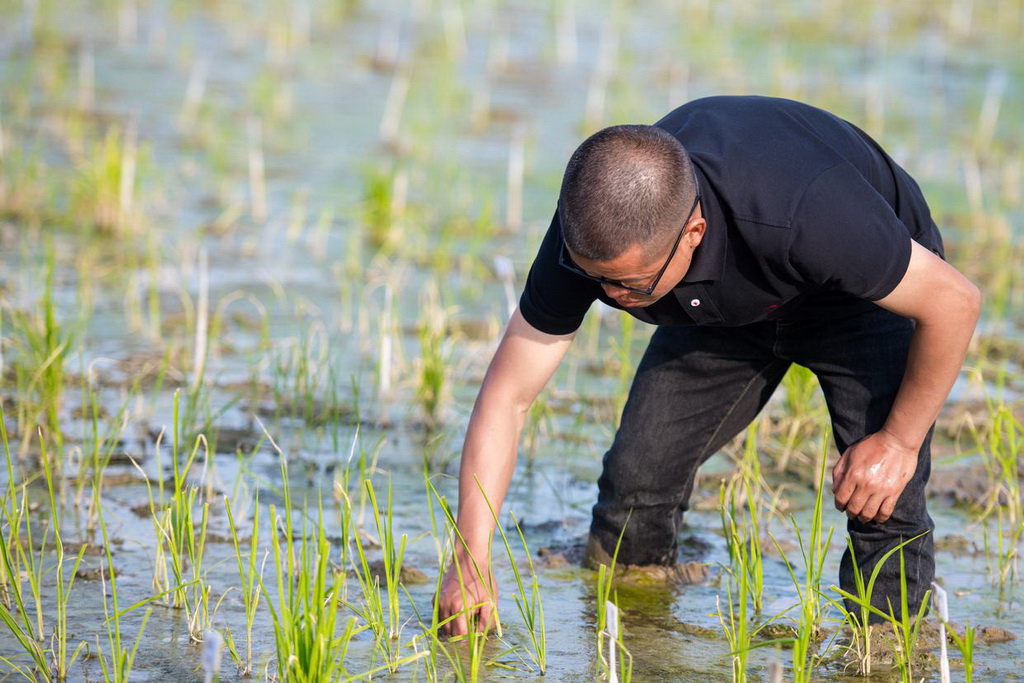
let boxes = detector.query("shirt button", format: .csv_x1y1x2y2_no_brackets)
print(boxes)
690,298,701,307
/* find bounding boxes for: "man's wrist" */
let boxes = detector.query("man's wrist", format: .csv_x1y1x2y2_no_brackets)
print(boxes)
878,425,921,455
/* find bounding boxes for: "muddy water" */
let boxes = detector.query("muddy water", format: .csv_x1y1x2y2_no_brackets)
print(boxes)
1,1,1023,681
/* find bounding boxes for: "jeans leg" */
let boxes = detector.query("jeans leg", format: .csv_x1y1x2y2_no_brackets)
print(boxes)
590,323,789,565
784,307,934,622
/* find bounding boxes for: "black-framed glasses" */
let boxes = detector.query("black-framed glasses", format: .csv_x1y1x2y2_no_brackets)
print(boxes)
558,191,701,295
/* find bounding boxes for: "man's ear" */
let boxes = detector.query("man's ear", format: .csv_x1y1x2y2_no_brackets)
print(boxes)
685,218,707,248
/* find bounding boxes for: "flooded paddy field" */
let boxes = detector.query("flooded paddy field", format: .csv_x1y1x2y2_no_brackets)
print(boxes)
1,0,1022,680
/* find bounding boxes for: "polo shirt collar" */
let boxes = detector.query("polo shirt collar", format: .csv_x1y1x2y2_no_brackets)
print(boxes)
679,164,727,284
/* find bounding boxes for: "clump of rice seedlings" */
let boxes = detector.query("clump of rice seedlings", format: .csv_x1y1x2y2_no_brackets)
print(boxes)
268,322,348,427
416,285,450,430
723,422,779,615
134,392,213,642
347,477,429,674
361,162,408,252
427,477,496,680
717,474,772,682
774,364,826,474
4,246,73,454
69,122,146,236
475,476,546,674
0,416,87,680
224,494,262,676
0,140,54,224
971,401,1023,585
833,540,931,683
771,430,836,682
262,450,364,681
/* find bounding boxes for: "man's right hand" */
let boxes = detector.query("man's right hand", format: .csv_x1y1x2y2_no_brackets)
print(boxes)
436,556,498,637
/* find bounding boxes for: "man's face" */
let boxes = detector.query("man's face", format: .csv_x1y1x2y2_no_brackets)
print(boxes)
564,204,705,309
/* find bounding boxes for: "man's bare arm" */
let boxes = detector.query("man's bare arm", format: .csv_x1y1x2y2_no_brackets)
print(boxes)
438,308,575,635
833,240,981,523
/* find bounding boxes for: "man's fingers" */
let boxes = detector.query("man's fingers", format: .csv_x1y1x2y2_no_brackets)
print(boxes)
857,494,883,524
833,477,854,511
874,497,897,524
831,455,848,494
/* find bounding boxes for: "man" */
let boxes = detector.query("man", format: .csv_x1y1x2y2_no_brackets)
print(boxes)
437,95,980,636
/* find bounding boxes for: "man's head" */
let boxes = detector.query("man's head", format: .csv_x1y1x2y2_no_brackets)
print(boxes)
558,124,704,307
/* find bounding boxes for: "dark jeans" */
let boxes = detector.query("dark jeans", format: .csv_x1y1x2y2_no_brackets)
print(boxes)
589,305,935,622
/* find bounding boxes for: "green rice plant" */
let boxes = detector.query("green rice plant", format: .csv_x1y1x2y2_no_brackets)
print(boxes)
0,417,87,680
475,476,546,674
775,364,826,474
717,483,756,682
595,524,631,683
4,245,73,455
770,430,834,683
361,162,405,252
93,496,152,683
224,493,262,676
347,476,416,673
133,392,213,641
69,123,146,236
426,477,496,681
0,142,53,225
416,285,450,430
832,540,931,683
969,401,1023,585
262,453,365,682
931,581,976,682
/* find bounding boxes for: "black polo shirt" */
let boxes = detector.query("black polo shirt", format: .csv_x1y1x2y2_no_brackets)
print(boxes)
519,96,944,335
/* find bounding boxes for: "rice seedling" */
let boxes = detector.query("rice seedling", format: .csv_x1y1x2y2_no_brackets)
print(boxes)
224,493,262,676
832,540,932,683
716,467,779,682
474,476,546,674
962,393,1023,585
595,525,631,683
770,430,835,682
347,476,410,672
416,285,450,430
4,245,73,455
932,582,976,683
427,477,497,681
93,490,152,683
0,416,87,680
262,451,364,682
133,391,214,642
774,364,826,474
69,122,145,236
361,162,408,252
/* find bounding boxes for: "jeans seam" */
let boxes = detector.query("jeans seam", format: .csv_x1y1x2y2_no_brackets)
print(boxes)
696,360,783,463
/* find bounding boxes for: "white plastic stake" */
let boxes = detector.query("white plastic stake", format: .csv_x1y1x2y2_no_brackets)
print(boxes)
605,600,619,683
493,256,516,321
931,582,951,683
202,629,223,683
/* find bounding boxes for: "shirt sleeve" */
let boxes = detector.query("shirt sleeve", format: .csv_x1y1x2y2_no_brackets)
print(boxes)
787,162,913,301
518,210,601,335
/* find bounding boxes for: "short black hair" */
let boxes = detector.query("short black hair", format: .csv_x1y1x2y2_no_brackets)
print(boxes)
558,125,697,261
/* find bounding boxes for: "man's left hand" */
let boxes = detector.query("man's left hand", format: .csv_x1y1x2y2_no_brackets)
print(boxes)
832,430,919,524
